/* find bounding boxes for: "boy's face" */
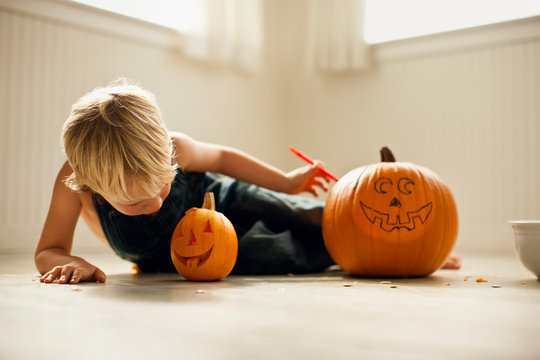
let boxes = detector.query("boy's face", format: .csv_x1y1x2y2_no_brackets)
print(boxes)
103,182,172,216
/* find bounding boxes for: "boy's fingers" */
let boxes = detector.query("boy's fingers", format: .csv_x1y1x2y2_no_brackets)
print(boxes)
313,178,328,192
94,268,106,283
41,267,61,283
40,273,54,283
313,163,332,183
58,267,74,284
70,268,83,284
322,173,332,183
40,265,106,285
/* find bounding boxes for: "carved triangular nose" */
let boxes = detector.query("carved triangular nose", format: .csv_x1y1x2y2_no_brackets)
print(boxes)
389,197,402,207
189,230,197,245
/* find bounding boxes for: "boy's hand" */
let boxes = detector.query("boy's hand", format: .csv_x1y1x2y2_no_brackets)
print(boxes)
40,259,106,284
285,162,330,197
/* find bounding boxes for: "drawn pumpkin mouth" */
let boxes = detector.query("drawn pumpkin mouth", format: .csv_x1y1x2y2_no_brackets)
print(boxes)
174,247,213,269
359,201,433,232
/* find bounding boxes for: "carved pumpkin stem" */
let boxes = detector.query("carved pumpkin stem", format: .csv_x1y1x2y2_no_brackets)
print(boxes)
202,192,216,211
380,147,396,162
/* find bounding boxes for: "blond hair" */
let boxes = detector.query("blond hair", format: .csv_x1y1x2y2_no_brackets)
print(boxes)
62,79,177,202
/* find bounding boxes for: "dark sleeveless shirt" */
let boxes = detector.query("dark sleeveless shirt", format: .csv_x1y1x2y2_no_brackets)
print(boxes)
93,171,334,274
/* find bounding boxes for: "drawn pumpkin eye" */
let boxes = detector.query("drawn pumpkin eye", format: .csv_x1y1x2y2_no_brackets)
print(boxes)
398,177,415,194
374,177,393,193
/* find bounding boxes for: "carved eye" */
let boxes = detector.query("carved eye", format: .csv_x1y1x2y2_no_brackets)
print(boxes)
374,177,393,194
203,220,212,233
398,177,415,194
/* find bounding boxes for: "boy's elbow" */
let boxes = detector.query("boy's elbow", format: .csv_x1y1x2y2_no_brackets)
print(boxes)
34,247,57,274
34,249,47,274
34,246,41,264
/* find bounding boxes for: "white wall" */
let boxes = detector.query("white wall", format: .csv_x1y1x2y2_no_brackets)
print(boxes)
0,0,283,252
269,0,540,255
1,0,539,256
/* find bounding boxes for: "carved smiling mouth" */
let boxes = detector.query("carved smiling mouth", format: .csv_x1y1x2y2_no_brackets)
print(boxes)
360,201,433,232
174,247,213,269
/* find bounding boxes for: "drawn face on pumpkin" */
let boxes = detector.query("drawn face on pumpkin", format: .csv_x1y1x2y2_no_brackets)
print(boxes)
322,148,458,278
359,176,432,232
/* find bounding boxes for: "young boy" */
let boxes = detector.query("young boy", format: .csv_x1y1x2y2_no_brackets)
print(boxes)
35,79,335,284
36,79,460,284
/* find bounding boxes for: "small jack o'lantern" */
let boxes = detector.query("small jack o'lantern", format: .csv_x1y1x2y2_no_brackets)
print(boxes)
171,192,238,281
322,147,458,277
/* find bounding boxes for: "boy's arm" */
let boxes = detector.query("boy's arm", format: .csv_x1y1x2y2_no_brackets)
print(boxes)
35,162,106,284
172,132,329,196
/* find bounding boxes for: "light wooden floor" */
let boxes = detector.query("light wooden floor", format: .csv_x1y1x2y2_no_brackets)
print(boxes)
1,250,539,360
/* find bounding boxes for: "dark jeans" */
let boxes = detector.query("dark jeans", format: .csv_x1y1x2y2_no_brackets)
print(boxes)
93,172,334,275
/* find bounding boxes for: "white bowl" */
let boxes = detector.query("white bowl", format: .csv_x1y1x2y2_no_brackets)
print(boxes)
509,220,540,279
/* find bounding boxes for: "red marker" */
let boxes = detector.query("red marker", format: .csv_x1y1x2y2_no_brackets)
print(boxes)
289,146,339,182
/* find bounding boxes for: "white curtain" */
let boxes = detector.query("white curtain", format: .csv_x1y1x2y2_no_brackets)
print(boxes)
180,0,263,73
307,0,370,73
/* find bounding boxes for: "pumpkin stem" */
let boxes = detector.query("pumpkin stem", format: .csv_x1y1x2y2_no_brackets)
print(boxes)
380,147,396,162
202,192,216,211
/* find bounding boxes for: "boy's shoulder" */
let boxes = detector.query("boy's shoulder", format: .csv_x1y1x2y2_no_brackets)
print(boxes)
56,161,94,195
59,160,72,175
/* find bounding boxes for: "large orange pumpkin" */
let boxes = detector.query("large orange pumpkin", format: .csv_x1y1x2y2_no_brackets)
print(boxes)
322,147,458,277
171,192,238,281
